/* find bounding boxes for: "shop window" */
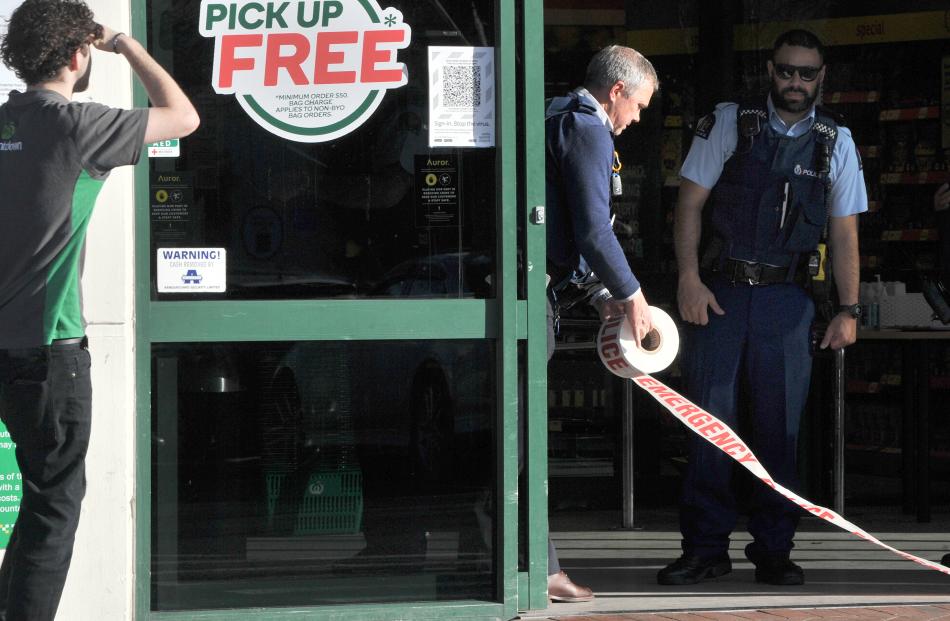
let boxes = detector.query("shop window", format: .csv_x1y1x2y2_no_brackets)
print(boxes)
151,339,496,610
146,0,497,301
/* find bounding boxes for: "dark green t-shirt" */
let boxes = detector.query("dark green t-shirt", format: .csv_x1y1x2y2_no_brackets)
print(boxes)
0,90,148,347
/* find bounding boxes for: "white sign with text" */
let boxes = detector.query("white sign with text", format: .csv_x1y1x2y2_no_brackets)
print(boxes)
198,0,412,142
157,248,227,292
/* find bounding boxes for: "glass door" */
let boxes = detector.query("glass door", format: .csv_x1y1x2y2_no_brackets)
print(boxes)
132,1,546,618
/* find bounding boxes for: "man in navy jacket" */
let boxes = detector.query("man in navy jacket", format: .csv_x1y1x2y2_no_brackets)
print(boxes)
546,45,657,345
544,44,657,602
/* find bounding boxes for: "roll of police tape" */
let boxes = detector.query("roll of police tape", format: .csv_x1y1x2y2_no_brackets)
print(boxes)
596,308,950,576
597,306,679,378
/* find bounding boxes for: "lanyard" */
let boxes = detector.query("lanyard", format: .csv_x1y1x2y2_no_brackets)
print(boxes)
611,150,622,196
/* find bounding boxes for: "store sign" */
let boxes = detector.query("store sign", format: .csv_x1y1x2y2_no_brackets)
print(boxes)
198,0,411,142
415,153,458,227
147,139,180,158
151,171,195,243
428,46,495,148
157,248,227,292
0,424,21,549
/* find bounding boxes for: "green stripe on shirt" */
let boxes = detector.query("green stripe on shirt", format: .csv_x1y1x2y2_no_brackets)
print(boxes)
43,170,105,343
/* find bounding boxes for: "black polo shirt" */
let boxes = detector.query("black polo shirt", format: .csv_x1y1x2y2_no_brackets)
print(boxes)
0,89,147,347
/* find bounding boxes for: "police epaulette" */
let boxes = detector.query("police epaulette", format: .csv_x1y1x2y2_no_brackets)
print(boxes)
737,106,768,121
813,106,842,145
736,99,768,140
693,111,716,139
545,94,599,121
737,97,768,115
812,118,838,142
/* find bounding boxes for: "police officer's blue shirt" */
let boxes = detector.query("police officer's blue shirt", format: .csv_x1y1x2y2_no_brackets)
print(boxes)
680,97,868,218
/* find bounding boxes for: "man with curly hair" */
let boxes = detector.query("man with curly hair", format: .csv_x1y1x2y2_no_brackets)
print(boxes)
0,0,198,617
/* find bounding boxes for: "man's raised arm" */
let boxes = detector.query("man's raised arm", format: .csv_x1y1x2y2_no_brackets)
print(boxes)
95,25,200,143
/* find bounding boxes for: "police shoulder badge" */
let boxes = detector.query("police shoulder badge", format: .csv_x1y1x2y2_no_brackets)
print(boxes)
694,113,715,139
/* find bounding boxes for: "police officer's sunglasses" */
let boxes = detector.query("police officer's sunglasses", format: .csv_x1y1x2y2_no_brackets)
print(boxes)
773,63,823,82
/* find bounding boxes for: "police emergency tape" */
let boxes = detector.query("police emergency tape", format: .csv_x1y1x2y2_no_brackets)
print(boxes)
597,307,950,576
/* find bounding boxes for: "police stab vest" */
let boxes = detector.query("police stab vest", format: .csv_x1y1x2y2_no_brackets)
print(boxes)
708,98,839,270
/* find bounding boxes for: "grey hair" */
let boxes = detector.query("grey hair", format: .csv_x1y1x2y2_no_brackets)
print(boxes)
584,45,659,94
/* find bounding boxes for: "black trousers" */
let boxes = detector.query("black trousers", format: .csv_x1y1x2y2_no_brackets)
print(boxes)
0,340,92,621
544,299,559,575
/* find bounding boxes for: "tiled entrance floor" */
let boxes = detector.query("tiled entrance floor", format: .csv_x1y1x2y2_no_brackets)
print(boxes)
539,604,950,620
519,526,950,620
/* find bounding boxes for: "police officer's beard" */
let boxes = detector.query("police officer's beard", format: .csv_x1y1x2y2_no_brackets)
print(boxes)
74,55,92,93
770,81,817,113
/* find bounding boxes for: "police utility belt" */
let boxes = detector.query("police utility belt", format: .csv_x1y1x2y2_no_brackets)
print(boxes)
717,255,818,287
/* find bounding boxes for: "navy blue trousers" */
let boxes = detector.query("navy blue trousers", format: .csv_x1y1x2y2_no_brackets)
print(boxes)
679,280,813,559
0,341,92,621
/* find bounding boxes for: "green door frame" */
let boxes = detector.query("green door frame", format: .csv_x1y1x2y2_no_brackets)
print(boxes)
519,0,550,611
131,1,548,619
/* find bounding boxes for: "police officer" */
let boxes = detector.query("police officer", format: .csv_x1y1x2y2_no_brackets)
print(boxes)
545,44,658,601
658,29,866,587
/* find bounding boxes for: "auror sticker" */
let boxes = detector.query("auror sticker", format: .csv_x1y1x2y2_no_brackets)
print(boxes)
199,0,412,142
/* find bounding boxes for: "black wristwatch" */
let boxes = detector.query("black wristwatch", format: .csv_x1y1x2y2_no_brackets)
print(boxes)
838,303,863,319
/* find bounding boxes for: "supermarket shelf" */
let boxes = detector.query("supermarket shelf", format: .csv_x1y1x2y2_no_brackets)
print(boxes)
825,90,880,104
846,379,882,394
846,375,902,393
878,106,940,121
880,229,938,241
845,443,901,455
860,266,939,272
663,115,683,128
930,376,950,390
880,171,947,185
549,457,614,478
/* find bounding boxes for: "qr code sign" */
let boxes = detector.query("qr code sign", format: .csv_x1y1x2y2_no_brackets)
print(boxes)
442,65,481,107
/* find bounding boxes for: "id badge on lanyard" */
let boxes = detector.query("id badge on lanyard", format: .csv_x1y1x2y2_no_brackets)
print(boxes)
611,150,622,197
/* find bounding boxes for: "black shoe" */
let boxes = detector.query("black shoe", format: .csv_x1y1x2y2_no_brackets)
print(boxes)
744,543,804,585
941,553,950,567
657,554,732,585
